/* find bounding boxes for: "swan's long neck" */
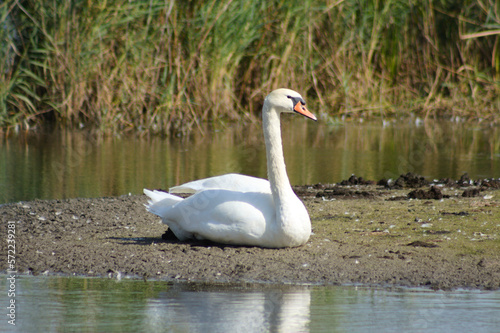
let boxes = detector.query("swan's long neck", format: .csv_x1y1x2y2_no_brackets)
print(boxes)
262,104,294,207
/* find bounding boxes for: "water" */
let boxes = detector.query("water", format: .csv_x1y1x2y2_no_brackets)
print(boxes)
1,118,499,204
1,276,499,332
1,119,499,331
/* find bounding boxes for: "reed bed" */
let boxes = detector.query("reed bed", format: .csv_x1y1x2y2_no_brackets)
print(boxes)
1,0,499,134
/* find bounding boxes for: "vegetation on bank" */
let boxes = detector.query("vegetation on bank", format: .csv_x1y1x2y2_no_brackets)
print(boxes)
1,0,499,134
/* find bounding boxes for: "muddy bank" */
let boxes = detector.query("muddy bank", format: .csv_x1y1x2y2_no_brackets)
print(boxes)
1,173,499,290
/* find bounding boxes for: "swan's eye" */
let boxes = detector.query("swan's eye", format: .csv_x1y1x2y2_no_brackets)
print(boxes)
287,95,306,107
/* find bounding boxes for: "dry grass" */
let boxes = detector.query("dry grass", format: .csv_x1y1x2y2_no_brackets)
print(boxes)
1,0,499,134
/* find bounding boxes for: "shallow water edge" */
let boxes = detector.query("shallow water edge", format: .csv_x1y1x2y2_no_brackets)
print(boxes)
2,275,500,333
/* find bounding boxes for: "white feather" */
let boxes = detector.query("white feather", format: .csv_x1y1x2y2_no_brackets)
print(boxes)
144,88,315,248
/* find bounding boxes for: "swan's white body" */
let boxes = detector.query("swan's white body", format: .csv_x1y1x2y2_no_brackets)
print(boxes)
144,88,316,248
168,173,271,194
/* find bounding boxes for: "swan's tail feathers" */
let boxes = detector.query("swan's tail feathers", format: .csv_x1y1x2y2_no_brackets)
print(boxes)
143,189,183,217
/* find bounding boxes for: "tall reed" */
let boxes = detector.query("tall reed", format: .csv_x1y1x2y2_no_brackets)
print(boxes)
1,0,499,134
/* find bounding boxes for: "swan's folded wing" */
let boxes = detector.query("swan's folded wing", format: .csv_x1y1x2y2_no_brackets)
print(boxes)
169,173,271,194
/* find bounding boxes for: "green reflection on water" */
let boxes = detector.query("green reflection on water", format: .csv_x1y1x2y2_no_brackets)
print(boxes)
9,277,167,332
1,119,498,203
2,276,499,332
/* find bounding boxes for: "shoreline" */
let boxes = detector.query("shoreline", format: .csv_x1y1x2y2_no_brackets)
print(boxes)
2,174,499,290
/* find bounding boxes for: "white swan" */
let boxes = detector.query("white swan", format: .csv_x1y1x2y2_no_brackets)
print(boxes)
144,88,317,248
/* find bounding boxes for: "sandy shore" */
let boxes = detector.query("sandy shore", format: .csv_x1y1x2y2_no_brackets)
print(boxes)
2,173,499,290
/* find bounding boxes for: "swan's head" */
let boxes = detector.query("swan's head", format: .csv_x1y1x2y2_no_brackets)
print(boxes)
264,88,317,121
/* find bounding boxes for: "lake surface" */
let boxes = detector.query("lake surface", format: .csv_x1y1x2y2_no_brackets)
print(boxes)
1,119,500,331
1,118,499,204
1,276,499,333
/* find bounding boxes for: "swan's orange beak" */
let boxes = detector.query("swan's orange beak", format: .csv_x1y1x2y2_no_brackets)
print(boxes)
294,101,317,121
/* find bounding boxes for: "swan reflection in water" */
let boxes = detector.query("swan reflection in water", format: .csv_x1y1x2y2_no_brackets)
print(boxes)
143,285,311,332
